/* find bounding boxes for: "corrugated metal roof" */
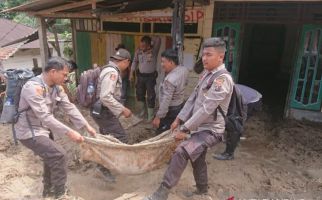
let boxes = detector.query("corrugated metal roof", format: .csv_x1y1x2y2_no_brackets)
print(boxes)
0,19,52,60
3,0,172,13
2,0,208,18
0,18,37,48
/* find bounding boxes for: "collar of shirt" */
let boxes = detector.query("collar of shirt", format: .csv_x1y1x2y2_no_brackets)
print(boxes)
208,64,226,75
166,65,179,76
39,74,50,89
201,64,226,88
108,61,121,73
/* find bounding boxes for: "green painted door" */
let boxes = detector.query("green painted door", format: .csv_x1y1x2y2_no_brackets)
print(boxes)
213,23,241,80
76,31,92,73
291,25,322,110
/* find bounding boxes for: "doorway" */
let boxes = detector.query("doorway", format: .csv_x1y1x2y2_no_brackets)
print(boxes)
239,24,298,118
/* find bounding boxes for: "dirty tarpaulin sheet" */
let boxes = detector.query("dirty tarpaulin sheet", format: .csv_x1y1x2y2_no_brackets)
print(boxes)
80,130,177,175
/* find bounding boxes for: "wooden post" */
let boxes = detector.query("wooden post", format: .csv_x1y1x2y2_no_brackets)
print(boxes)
37,17,49,70
71,19,79,85
171,0,185,65
32,58,38,69
52,24,61,57
71,19,77,63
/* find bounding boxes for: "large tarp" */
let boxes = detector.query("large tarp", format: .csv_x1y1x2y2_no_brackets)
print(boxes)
80,130,176,175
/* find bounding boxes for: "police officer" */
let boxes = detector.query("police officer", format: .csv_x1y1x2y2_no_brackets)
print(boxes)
144,37,234,200
129,36,161,121
152,49,188,134
213,84,262,160
92,48,132,182
15,57,96,199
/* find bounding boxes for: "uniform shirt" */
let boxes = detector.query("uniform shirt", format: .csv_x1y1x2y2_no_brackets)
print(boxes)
130,37,161,74
178,64,234,134
156,66,188,118
97,61,124,117
236,84,262,104
15,75,89,140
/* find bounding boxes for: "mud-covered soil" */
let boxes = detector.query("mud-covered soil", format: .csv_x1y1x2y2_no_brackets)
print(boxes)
1,71,322,199
1,108,322,200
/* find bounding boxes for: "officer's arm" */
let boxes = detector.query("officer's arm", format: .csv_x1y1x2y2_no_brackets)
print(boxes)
23,83,72,135
100,71,125,117
57,86,89,129
152,36,161,55
130,50,139,73
156,80,176,118
176,90,195,122
184,75,233,131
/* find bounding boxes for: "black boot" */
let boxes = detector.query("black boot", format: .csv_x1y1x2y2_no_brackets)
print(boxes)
213,152,234,160
143,184,170,200
213,130,240,161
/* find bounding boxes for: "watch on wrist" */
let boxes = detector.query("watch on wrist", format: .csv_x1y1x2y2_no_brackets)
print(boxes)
179,125,190,134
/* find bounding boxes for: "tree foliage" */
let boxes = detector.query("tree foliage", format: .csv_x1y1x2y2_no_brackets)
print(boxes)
0,0,36,27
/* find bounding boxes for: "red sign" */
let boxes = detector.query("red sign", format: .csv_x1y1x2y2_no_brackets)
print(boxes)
116,8,204,23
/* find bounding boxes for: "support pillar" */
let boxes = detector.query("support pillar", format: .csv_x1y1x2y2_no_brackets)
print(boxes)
171,0,185,65
37,17,49,70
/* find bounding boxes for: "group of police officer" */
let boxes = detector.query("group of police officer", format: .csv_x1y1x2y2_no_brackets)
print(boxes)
14,36,261,200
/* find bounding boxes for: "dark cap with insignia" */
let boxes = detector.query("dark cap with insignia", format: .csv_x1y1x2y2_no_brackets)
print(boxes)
111,48,131,61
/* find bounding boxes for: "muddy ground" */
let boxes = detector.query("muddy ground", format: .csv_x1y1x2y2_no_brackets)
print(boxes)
1,108,322,200
1,71,322,199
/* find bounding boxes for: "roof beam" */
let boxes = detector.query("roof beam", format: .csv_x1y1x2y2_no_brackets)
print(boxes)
30,11,96,19
37,0,103,14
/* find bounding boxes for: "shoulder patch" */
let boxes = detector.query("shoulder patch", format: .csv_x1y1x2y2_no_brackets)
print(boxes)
214,77,225,91
110,74,117,81
35,85,44,96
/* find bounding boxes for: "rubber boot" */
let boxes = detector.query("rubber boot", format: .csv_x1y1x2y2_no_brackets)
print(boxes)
143,184,170,200
136,101,146,118
147,108,154,122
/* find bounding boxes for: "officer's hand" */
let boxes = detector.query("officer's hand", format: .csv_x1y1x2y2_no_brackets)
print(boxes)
170,118,180,131
173,130,188,141
129,72,134,82
86,124,97,137
122,107,132,118
152,117,160,128
66,130,84,143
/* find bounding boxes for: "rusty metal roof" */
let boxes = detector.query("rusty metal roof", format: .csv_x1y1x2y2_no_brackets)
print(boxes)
3,0,209,18
0,19,52,61
0,18,39,49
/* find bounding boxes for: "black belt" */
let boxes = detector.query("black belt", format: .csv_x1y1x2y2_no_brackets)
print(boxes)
168,103,184,111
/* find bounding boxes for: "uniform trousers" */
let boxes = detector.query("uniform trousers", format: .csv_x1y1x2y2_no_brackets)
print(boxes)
136,71,157,108
20,135,67,189
162,130,222,188
92,106,128,143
